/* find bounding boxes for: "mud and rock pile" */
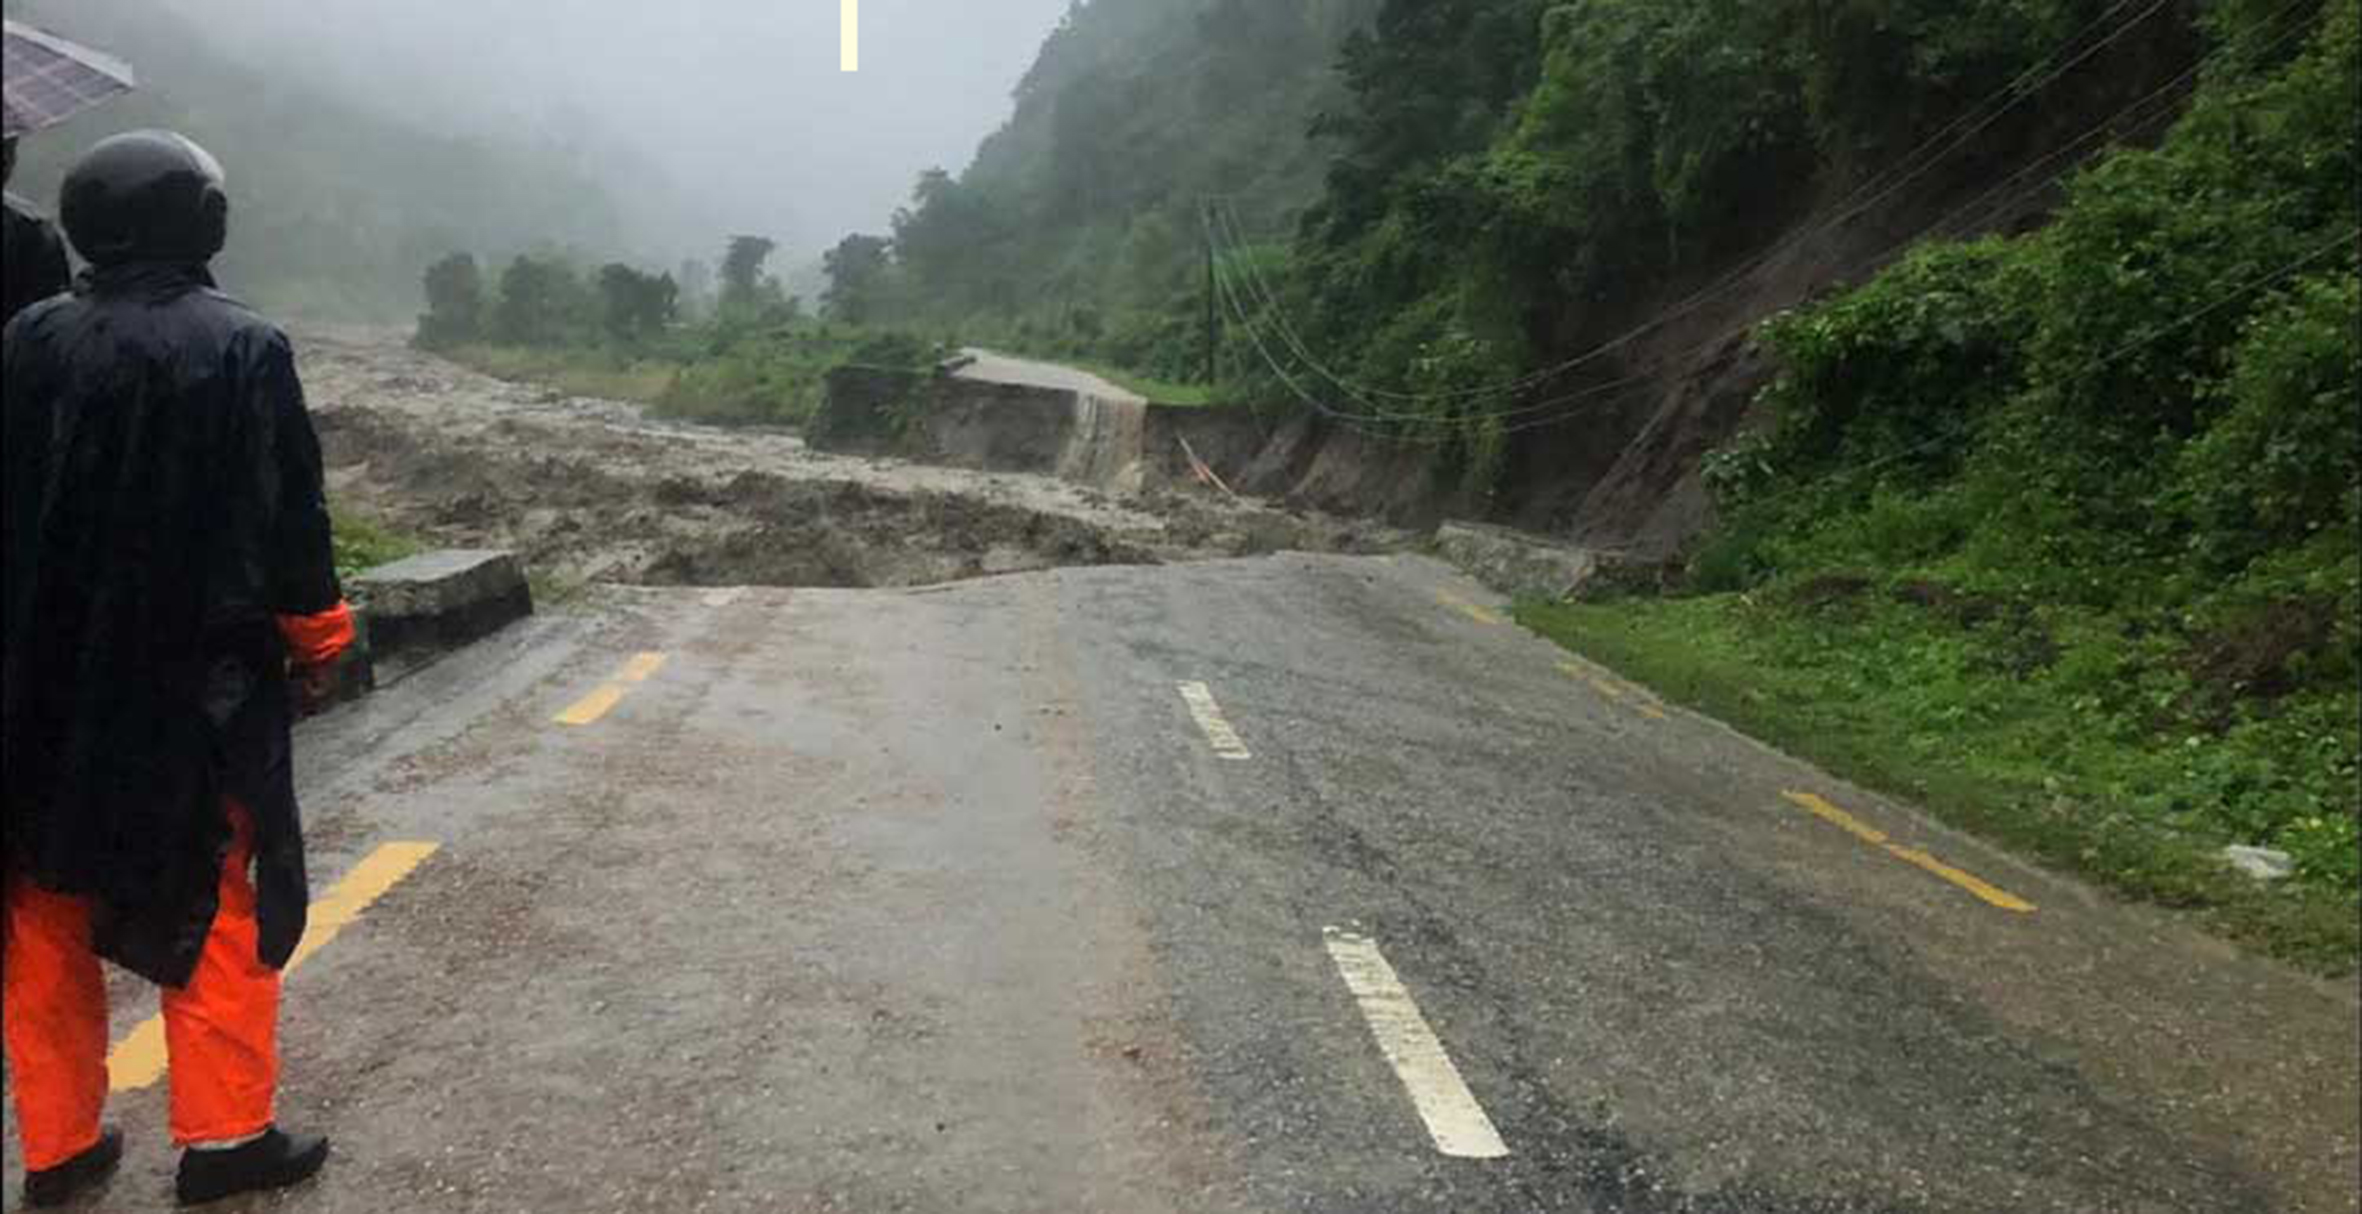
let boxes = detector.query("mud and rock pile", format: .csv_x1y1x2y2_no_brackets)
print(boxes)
303,330,1402,592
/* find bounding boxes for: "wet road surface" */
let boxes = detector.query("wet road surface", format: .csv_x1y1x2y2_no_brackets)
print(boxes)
7,555,2358,1212
955,349,1148,403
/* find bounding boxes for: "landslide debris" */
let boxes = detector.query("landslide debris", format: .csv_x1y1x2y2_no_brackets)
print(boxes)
305,330,1401,591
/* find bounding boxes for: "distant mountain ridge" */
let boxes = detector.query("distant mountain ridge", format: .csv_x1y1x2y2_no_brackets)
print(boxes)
860,0,1384,365
7,0,631,321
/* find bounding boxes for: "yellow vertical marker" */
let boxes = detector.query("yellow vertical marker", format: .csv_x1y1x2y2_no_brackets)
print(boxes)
841,0,859,72
109,842,440,1091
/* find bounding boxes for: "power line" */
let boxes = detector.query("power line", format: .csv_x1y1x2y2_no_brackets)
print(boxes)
1220,0,2185,408
1208,0,2327,434
1926,5,2320,241
1214,211,2358,499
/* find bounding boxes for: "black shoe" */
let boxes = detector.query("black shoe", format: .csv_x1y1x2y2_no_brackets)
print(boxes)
23,1126,124,1208
175,1126,331,1206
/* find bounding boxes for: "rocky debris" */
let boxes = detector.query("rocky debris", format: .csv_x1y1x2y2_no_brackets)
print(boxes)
1434,520,1599,602
629,481,1161,589
2220,845,2295,882
300,328,1409,594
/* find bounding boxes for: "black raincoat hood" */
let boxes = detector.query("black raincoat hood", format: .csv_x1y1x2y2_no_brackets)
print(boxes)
59,129,229,268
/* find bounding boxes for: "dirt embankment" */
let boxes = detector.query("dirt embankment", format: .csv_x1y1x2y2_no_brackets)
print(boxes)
302,330,1403,592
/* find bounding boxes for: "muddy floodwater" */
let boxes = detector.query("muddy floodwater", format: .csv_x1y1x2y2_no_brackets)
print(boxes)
302,329,1404,590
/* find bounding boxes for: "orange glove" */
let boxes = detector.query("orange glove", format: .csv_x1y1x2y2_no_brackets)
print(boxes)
275,600,356,667
277,601,356,714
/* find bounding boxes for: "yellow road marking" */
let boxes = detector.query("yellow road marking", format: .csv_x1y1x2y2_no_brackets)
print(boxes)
109,842,440,1091
1785,790,1890,846
1884,846,2037,913
1781,791,2035,913
106,1019,167,1093
554,684,627,726
555,652,669,725
1434,589,1504,627
287,843,442,969
1560,661,1671,723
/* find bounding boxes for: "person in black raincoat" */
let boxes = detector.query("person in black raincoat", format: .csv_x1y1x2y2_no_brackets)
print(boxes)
2,136,73,326
3,129,347,1208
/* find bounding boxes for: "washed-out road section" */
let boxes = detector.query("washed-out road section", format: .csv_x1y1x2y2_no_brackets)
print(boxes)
955,347,1148,403
7,553,2354,1212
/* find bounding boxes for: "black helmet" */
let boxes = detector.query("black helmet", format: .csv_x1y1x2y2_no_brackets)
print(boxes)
60,130,229,266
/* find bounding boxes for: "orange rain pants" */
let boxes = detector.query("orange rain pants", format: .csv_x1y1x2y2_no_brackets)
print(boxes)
3,801,281,1170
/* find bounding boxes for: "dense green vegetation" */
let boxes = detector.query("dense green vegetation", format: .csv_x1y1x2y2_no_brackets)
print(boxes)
824,0,1385,379
1645,0,2359,947
1522,590,2358,970
415,240,944,426
10,0,633,320
329,509,422,586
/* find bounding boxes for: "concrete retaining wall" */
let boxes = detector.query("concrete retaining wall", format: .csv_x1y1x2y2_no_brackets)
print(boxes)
813,368,1460,525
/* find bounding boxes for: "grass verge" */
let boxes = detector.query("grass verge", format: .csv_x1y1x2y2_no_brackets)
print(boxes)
1518,593,2359,975
331,508,424,585
441,343,680,405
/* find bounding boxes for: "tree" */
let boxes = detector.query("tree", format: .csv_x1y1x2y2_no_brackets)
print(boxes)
890,168,975,288
719,236,778,315
493,255,588,347
597,264,679,345
415,252,486,349
822,233,894,324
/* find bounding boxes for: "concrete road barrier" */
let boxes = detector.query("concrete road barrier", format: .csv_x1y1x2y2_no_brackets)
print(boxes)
351,549,534,667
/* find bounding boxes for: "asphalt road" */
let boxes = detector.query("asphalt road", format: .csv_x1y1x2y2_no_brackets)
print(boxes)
955,349,1148,403
7,555,2357,1212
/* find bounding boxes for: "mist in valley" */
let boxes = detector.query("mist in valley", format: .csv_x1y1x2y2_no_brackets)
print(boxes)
3,0,1077,318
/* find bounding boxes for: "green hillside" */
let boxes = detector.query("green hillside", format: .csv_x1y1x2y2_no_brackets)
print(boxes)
6,0,629,320
840,0,1383,371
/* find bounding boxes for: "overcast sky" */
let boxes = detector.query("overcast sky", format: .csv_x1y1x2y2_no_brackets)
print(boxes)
160,0,1079,261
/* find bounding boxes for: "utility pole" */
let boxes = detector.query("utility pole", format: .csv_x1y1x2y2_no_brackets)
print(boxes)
1203,200,1219,388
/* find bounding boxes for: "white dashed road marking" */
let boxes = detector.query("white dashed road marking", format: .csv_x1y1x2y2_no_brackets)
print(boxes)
1324,928,1511,1159
1177,680,1252,760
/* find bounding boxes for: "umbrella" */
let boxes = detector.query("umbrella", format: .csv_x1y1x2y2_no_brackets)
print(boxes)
3,20,136,138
